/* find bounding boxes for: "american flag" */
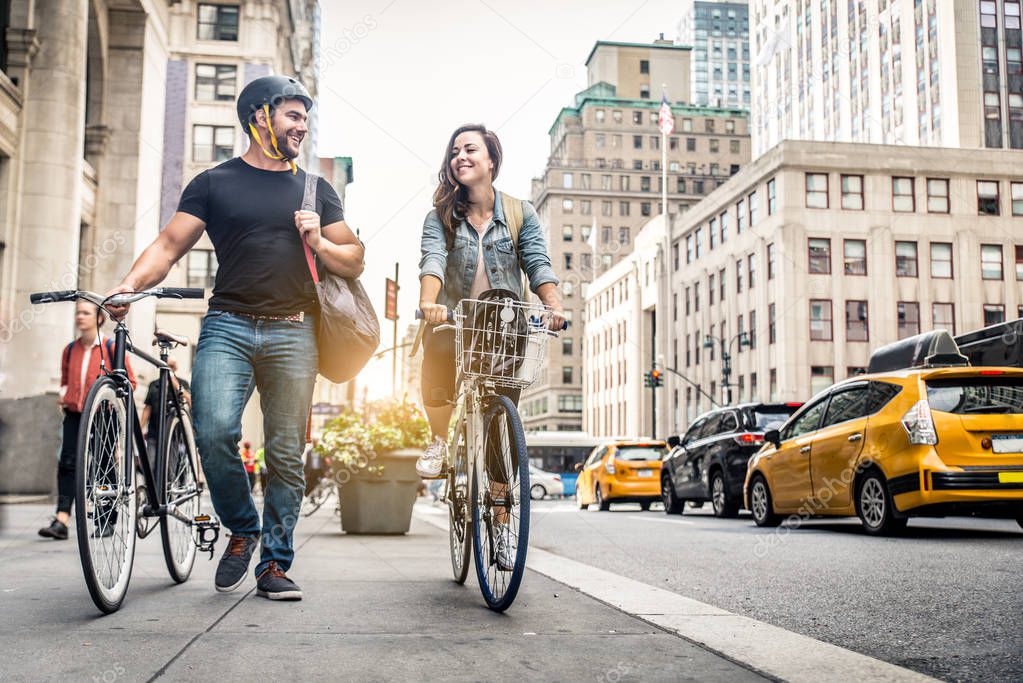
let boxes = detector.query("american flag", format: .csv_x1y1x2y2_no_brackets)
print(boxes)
658,93,674,136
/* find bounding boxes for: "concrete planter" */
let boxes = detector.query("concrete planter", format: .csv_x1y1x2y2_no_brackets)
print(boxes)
338,448,421,534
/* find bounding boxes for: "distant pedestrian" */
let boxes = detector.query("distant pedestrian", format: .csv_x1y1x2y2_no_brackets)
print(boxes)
140,357,189,466
38,301,136,540
256,447,267,494
240,442,257,492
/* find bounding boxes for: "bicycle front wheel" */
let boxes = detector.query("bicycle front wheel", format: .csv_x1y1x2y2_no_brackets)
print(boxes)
75,377,137,614
160,409,200,583
449,421,471,584
471,395,530,611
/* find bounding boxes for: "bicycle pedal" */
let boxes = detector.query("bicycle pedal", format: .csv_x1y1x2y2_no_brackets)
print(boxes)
193,514,221,559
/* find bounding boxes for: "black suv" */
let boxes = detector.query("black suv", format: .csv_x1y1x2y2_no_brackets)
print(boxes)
661,403,802,517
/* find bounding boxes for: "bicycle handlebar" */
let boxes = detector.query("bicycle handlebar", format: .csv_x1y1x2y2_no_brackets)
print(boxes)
29,290,77,304
29,287,205,307
414,308,569,331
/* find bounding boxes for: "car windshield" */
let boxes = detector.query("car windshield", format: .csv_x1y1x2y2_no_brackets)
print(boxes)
926,377,1023,414
753,407,799,430
615,446,666,461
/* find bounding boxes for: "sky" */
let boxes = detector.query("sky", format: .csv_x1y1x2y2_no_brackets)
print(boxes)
317,0,688,397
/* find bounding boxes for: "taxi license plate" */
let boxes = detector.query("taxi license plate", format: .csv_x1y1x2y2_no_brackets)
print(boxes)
992,434,1023,454
998,472,1023,483
637,469,653,478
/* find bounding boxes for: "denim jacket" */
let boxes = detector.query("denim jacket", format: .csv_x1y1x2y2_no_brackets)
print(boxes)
419,192,559,308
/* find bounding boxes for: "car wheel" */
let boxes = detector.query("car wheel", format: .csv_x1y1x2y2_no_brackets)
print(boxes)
1017,515,1023,530
749,475,781,527
530,484,546,501
596,485,610,511
710,471,739,518
661,475,684,515
576,488,588,510
856,470,907,536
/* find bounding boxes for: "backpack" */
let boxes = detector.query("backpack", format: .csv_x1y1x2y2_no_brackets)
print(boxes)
499,191,524,246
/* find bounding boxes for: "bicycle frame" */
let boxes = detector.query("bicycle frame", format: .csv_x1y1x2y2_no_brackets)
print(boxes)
105,322,200,528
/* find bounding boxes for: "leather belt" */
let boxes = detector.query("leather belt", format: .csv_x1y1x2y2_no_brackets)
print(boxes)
233,311,305,322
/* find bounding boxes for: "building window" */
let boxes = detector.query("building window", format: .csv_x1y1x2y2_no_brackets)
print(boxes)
633,135,643,149
892,177,915,212
562,366,574,384
748,190,758,226
767,178,776,214
193,125,234,162
811,366,835,396
619,201,630,216
769,369,778,401
195,64,237,101
895,241,918,277
558,395,583,413
749,310,757,349
748,253,756,288
841,174,864,210
808,238,831,274
618,226,630,245
613,110,622,123
562,337,573,356
595,109,605,123
926,178,950,213
719,268,726,301
1016,246,1023,280
187,249,218,289
686,234,694,264
562,225,573,242
563,198,574,213
809,300,833,341
719,212,729,243
563,281,574,297
564,254,572,270
709,138,720,152
805,173,828,208
640,202,652,216
708,274,715,306
639,59,650,74
843,239,867,275
709,218,717,249
930,242,953,278
736,198,746,233
1013,182,1023,215
984,304,1006,326
898,302,921,339
981,244,1004,279
197,4,239,41
978,180,1000,215
846,300,869,341
768,303,776,344
767,243,776,279
932,302,955,334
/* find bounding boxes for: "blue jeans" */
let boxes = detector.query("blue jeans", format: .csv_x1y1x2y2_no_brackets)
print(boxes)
191,310,317,576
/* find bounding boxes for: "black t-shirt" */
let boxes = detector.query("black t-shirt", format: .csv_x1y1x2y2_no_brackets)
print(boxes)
143,377,191,437
177,157,345,315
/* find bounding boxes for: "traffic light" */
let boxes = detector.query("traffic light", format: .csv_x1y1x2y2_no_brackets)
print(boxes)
644,369,664,388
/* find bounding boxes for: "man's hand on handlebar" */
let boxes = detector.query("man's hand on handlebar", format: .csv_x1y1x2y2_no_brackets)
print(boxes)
104,282,137,320
420,301,449,325
547,302,567,332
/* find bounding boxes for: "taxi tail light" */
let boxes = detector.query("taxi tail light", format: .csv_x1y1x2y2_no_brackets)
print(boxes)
605,459,616,474
901,399,938,445
733,432,765,446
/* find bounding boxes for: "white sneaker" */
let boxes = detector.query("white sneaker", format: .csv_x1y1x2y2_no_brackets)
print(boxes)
416,436,448,478
492,522,516,572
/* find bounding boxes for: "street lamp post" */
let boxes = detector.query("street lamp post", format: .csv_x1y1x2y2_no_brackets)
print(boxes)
702,332,750,405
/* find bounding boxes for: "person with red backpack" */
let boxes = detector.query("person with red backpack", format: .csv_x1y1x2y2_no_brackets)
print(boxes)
38,300,136,540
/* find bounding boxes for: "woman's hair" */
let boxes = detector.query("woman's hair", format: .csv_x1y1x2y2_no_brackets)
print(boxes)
433,124,503,248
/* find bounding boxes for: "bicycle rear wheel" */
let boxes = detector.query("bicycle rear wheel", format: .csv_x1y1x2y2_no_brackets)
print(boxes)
75,377,137,614
449,421,471,584
471,395,530,611
160,409,200,583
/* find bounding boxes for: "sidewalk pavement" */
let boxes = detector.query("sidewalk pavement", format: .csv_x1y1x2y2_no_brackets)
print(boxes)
0,499,764,683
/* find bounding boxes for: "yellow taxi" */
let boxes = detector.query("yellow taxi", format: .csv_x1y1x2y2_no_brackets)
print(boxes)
744,332,1023,535
576,440,667,511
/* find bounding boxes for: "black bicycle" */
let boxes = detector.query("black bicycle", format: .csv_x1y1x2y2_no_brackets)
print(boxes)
30,288,220,614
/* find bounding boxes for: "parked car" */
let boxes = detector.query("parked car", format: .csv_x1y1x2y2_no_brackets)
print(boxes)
661,403,802,517
745,331,1023,535
529,465,564,499
575,440,667,511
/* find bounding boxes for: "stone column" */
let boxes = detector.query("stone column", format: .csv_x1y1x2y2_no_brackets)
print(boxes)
0,0,88,494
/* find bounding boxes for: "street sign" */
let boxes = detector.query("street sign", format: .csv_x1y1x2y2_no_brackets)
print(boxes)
385,278,398,321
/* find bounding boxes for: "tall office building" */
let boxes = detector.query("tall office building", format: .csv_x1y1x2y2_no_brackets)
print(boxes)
520,39,752,432
749,0,1021,156
680,0,751,109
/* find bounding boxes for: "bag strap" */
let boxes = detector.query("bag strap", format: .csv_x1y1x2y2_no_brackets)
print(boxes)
500,191,523,247
63,342,74,367
300,171,320,286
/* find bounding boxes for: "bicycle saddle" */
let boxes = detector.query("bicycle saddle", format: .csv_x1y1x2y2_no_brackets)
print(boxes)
153,328,189,347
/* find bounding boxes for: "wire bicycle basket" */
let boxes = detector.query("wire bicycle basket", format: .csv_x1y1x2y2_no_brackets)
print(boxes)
453,296,554,389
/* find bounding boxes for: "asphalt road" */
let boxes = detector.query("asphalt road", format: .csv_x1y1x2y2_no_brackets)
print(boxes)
528,499,1023,683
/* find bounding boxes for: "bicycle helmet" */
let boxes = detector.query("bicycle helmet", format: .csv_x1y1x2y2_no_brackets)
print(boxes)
236,75,313,174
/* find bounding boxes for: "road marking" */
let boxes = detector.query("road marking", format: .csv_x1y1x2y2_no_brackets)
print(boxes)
414,507,936,683
624,515,695,525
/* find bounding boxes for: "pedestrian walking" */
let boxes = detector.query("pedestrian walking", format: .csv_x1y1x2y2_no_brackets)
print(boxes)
140,357,189,467
38,301,136,540
105,75,365,601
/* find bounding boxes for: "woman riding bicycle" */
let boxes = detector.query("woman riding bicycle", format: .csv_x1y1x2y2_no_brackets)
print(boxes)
416,123,565,479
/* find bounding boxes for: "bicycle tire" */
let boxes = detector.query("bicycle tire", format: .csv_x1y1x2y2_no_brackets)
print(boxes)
75,377,137,614
160,409,199,583
471,395,530,612
302,478,333,517
449,421,471,584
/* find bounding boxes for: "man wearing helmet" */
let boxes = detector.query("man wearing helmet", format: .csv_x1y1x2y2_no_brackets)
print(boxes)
106,75,364,601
